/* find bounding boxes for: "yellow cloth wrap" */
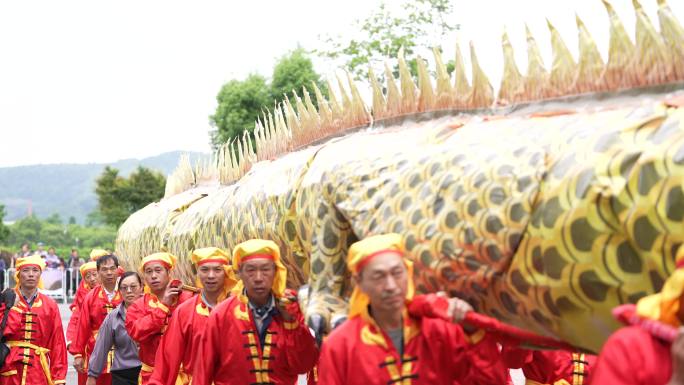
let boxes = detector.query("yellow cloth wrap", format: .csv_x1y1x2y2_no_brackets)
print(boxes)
79,261,97,278
231,239,287,298
347,233,415,319
140,252,178,293
140,252,177,271
14,255,46,289
89,249,109,261
174,366,190,385
6,341,53,385
636,247,684,327
636,246,684,326
190,247,237,301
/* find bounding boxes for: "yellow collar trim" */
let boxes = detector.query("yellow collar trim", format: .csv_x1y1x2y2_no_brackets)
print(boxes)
357,307,419,351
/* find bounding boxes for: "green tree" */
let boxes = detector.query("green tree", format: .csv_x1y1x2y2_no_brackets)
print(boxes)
122,166,166,214
94,166,166,228
316,0,457,80
68,216,77,225
209,74,271,148
271,48,327,106
85,211,105,227
210,49,327,147
95,167,129,228
0,205,10,244
7,215,42,245
40,222,69,246
46,213,62,225
1,216,117,259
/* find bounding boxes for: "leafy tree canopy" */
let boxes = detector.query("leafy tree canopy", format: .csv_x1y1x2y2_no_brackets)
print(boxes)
209,74,271,148
316,0,458,80
210,49,326,147
271,47,327,106
94,166,165,228
2,216,117,260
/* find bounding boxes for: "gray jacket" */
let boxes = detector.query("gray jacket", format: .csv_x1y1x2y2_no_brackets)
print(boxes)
88,303,141,377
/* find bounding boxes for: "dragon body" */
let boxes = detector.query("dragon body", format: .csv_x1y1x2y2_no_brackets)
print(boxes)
116,0,684,352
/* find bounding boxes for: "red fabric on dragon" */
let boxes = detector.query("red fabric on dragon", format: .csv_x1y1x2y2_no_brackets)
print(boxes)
407,294,578,351
611,304,678,343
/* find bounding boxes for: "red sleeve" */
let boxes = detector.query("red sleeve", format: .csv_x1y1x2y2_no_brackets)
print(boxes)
70,291,93,357
501,344,533,369
65,307,80,350
125,297,171,344
460,331,508,385
148,306,186,385
69,286,82,312
280,315,319,376
178,291,195,305
49,301,68,384
590,329,643,385
191,308,222,385
317,335,346,385
66,287,87,349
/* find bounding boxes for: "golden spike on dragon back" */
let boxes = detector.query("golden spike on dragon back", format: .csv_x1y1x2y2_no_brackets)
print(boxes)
117,0,684,352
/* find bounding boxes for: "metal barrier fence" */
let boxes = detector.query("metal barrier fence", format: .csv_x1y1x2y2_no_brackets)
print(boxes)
3,268,81,304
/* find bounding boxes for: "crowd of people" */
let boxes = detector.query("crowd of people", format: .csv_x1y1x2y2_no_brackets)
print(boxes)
0,234,682,385
7,243,86,293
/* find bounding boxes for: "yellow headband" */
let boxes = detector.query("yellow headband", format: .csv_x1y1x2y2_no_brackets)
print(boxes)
79,261,97,278
231,239,287,298
90,248,109,261
347,233,415,319
192,247,231,266
191,247,238,300
140,252,177,272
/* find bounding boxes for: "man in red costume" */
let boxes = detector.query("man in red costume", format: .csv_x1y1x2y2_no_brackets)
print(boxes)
0,254,67,385
125,252,194,385
67,248,108,349
149,247,237,385
67,249,107,385
66,261,98,350
591,248,684,385
318,233,506,385
192,239,318,385
72,254,124,385
502,347,596,385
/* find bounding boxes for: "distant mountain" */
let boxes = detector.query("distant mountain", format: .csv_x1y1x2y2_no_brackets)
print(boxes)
0,151,209,224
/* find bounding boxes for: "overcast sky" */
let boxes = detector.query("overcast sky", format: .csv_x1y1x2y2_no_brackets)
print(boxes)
1,0,681,168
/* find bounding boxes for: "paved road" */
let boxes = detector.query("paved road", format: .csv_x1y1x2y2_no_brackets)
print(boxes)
58,302,523,385
58,303,78,385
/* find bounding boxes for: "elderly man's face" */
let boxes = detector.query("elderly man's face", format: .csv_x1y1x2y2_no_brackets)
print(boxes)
239,258,275,305
84,270,98,288
356,252,408,314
